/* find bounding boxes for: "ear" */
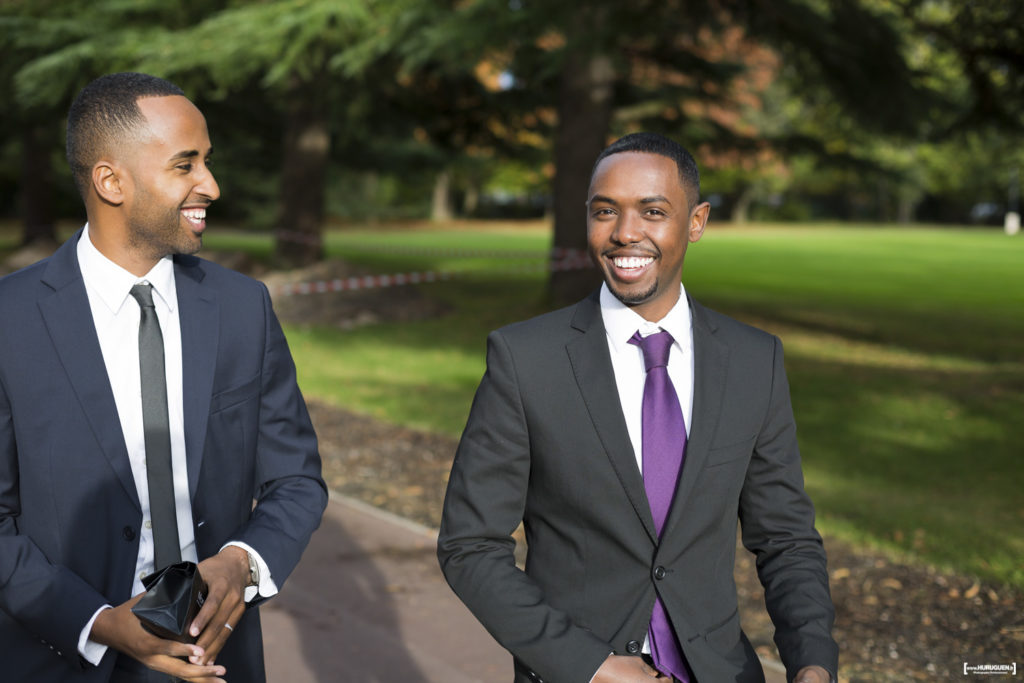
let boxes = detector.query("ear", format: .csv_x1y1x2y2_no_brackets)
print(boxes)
687,201,711,243
91,160,127,206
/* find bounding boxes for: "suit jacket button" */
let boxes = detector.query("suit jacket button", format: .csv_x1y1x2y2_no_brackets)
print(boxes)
122,526,136,541
626,640,641,654
654,566,667,580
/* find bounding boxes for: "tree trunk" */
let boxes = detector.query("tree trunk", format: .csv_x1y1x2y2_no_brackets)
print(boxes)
275,78,329,268
431,168,454,222
547,51,615,305
897,194,917,224
463,183,479,217
19,122,56,246
731,186,754,224
364,171,380,224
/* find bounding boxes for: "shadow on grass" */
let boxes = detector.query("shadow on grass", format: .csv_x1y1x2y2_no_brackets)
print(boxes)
788,355,1024,586
699,297,1024,364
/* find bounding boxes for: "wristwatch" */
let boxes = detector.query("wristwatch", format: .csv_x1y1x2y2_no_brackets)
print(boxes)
246,551,259,588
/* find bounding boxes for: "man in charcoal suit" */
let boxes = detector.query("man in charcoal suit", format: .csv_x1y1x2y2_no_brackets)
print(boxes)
438,133,838,683
0,72,327,682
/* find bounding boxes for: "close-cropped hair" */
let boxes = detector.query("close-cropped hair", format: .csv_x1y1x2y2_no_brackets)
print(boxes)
592,132,701,205
66,72,185,197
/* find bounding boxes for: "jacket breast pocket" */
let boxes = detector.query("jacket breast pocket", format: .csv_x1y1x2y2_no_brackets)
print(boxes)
704,434,755,468
209,374,260,415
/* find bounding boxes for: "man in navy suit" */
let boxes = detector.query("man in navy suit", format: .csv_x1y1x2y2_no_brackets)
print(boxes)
438,134,836,682
0,73,326,681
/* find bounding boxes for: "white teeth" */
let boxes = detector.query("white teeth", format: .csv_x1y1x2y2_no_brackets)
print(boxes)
612,256,653,269
181,209,206,221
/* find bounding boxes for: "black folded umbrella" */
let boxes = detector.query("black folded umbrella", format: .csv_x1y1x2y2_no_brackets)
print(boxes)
131,561,208,643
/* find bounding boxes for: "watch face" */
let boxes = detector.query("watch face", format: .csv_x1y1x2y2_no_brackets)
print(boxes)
248,553,259,586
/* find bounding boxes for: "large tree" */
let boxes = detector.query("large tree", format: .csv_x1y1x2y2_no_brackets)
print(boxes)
6,0,1018,277
2,0,232,244
3,0,392,267
128,0,390,267
399,0,936,303
1,0,86,246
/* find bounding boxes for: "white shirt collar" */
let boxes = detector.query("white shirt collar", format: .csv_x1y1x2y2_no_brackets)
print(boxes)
599,281,693,355
78,224,177,314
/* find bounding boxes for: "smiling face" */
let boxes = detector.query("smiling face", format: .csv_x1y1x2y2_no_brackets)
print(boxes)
586,151,710,321
120,95,219,265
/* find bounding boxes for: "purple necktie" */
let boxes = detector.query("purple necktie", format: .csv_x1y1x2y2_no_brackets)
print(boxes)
630,330,691,682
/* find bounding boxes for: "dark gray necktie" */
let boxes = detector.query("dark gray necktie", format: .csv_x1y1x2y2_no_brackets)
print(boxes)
130,284,181,571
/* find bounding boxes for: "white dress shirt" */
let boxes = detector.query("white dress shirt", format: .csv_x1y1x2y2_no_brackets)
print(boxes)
599,281,695,472
598,281,695,662
75,226,275,663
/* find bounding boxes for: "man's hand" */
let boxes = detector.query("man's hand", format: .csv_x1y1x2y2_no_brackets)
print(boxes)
90,595,226,681
795,665,832,683
592,654,663,682
188,546,250,666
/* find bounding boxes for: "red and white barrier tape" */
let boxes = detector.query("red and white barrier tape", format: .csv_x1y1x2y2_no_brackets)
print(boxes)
274,230,588,261
275,271,452,296
273,255,594,297
329,245,589,259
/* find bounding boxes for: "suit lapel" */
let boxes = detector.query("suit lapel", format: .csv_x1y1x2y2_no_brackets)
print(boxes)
566,294,658,543
174,256,218,500
662,296,729,537
38,232,140,509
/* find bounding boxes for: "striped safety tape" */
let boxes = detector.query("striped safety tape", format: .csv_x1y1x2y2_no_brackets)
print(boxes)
274,230,589,260
272,254,594,297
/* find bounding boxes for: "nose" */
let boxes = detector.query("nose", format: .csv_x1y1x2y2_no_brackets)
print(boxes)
611,211,643,245
196,163,220,202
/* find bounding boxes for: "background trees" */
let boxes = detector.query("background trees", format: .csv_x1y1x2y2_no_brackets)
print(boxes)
2,0,1021,283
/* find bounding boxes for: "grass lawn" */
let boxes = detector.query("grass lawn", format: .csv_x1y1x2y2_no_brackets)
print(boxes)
194,222,1024,587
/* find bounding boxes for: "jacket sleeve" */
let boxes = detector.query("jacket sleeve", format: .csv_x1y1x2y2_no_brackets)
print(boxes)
0,369,105,668
738,336,839,679
225,283,327,601
437,330,611,683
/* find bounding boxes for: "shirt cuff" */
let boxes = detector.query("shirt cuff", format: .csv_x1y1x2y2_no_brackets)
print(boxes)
79,604,112,665
222,541,278,602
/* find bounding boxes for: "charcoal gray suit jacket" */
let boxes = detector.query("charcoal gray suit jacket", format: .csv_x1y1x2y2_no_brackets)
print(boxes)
438,290,837,683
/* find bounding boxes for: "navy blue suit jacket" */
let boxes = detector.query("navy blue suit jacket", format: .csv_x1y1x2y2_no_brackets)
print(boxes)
0,231,327,682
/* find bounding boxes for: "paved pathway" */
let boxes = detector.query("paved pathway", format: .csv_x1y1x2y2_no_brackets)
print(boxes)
262,493,787,683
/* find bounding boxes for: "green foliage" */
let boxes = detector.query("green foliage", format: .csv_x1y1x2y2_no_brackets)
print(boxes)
895,0,1024,132
129,0,379,93
2,0,1023,229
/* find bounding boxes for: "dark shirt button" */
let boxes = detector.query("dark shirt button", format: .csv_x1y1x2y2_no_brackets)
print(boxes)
122,526,136,541
654,566,667,580
626,640,641,654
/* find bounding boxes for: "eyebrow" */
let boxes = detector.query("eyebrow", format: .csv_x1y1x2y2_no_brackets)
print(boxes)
588,194,617,207
588,194,673,206
168,147,213,163
640,195,672,205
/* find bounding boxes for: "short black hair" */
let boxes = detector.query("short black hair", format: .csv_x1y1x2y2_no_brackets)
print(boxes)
66,72,185,197
591,132,701,205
